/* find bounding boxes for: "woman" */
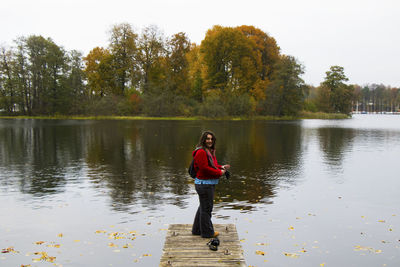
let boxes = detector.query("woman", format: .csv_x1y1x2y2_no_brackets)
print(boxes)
191,131,230,238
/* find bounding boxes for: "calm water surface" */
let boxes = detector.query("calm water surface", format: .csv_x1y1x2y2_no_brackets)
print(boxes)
0,115,399,266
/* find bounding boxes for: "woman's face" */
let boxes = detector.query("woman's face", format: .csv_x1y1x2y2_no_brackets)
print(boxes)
205,134,213,148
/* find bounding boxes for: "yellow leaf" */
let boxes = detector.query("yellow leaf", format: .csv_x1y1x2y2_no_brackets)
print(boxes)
378,220,385,223
47,244,61,248
95,230,107,234
284,252,299,258
289,226,294,230
108,242,117,247
320,263,326,266
57,233,63,237
74,240,80,242
255,250,265,255
35,241,45,245
142,254,152,256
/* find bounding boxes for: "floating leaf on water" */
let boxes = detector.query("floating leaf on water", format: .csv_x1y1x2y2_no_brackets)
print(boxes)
57,233,63,238
378,220,386,223
284,252,299,258
47,244,61,248
299,249,307,253
73,240,80,242
255,250,265,256
320,263,326,266
289,226,294,230
146,222,151,225
142,254,152,257
20,265,31,267
95,230,107,234
108,243,117,248
35,241,45,245
32,251,56,263
2,247,18,253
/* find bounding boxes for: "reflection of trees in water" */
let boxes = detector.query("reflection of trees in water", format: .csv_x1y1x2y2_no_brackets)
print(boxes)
317,127,355,171
213,121,303,210
0,119,304,212
0,120,86,196
85,121,200,211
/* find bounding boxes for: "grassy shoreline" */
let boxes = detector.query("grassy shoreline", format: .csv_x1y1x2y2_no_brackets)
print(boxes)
0,112,350,121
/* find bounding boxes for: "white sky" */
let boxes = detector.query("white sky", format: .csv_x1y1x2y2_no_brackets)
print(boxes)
2,0,399,87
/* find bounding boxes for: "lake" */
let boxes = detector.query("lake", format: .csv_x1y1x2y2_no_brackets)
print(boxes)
1,115,399,266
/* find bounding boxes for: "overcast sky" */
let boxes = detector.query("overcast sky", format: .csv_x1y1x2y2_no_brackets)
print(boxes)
2,0,399,87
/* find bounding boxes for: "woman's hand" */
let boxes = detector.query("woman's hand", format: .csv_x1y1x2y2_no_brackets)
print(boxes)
222,164,231,170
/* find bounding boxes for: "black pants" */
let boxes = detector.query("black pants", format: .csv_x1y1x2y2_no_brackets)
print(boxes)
192,184,216,238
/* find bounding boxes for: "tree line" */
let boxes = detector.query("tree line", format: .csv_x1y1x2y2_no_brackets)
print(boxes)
1,23,398,117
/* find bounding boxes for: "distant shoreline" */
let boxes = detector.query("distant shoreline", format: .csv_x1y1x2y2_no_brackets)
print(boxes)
0,112,349,121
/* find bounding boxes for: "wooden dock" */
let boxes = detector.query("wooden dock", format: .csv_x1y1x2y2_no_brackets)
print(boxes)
160,224,246,267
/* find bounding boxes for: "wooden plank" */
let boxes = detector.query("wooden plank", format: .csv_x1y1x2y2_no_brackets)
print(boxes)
160,224,246,267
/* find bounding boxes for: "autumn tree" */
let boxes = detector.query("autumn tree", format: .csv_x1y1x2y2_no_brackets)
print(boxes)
236,25,280,100
83,47,114,97
165,32,191,95
187,44,204,102
200,25,259,97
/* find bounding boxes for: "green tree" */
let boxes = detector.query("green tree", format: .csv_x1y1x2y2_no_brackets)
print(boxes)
263,55,305,116
136,25,166,93
109,23,138,95
321,65,353,114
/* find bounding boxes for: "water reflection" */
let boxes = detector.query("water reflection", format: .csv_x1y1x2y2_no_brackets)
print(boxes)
0,119,304,211
317,127,355,171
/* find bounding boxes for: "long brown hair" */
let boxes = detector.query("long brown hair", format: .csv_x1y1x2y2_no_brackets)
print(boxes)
196,130,216,153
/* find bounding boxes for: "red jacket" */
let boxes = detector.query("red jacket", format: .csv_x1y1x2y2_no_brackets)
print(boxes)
193,148,223,179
